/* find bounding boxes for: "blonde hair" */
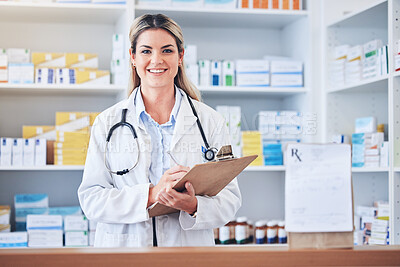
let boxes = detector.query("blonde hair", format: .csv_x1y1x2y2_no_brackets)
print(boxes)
128,14,201,101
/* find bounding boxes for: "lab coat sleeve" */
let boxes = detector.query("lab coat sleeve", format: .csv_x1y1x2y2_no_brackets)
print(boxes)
179,115,242,230
78,115,150,224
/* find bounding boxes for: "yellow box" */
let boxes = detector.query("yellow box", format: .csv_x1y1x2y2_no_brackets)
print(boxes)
75,70,110,85
23,126,56,139
32,52,66,68
54,155,86,165
0,224,10,232
56,112,90,125
90,112,100,126
56,131,90,143
66,53,98,69
54,142,88,150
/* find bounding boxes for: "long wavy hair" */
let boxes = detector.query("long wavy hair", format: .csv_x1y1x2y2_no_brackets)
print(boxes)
128,14,201,101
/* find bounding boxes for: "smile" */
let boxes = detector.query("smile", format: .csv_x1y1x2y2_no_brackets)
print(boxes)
148,69,167,73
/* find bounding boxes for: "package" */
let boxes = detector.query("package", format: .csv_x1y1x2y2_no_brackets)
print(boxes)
12,138,24,166
55,112,91,132
35,139,47,166
270,60,303,73
199,60,211,86
112,33,125,60
0,206,10,225
26,215,63,230
0,54,7,83
15,207,48,231
23,138,35,166
0,232,28,247
110,59,126,85
8,63,34,84
0,224,10,233
66,53,98,69
14,194,49,209
6,48,30,63
270,74,302,87
75,69,110,85
185,64,199,86
64,215,88,231
239,0,252,8
28,230,63,248
48,206,82,217
355,117,376,133
65,231,89,247
32,52,66,68
236,60,270,87
0,138,12,166
222,61,235,86
241,131,263,166
23,126,56,140
211,61,222,86
35,68,55,84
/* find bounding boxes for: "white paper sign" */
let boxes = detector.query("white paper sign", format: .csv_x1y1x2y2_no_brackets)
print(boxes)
285,143,353,232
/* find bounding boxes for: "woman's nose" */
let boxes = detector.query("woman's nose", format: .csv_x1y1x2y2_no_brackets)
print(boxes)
151,52,163,64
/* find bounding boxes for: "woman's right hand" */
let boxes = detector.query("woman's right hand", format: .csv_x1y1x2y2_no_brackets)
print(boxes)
147,165,190,207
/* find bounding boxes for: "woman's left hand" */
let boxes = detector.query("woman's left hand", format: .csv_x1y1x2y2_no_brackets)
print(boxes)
157,182,197,215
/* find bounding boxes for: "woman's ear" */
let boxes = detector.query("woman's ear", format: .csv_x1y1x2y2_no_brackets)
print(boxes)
129,48,135,67
179,48,185,66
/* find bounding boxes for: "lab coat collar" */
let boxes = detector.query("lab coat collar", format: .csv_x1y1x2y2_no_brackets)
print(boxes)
120,87,145,130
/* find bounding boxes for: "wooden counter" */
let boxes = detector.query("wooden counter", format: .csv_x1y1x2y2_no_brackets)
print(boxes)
1,245,400,266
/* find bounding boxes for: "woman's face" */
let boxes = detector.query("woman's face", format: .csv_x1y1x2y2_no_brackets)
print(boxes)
131,28,183,90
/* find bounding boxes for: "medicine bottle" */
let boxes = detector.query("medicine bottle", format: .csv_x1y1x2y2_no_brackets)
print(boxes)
278,221,287,244
248,220,254,243
235,217,248,244
219,223,230,245
214,228,220,244
266,220,277,244
255,220,266,244
229,221,236,244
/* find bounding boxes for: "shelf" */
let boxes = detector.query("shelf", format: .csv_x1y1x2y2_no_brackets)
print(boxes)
135,6,308,29
393,71,400,78
327,75,389,94
0,84,126,96
327,0,387,28
244,166,285,172
394,167,400,172
351,167,389,173
199,86,307,96
0,166,84,171
0,2,126,24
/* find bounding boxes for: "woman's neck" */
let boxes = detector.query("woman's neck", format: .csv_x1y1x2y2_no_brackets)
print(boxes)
141,85,175,125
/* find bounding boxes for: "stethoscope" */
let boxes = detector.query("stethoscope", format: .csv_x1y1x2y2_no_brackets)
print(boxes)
104,92,218,176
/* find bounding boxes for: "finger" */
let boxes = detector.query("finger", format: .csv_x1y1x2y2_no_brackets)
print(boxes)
166,165,190,174
158,193,173,206
185,182,195,197
167,171,188,182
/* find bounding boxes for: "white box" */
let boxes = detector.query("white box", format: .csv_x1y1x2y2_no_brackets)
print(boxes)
15,194,49,209
34,139,47,166
236,60,269,73
199,60,211,86
12,138,24,166
222,61,235,86
89,231,96,246
377,203,390,218
8,63,34,84
0,206,10,225
89,220,97,231
0,138,12,166
347,45,363,61
211,61,222,86
6,48,30,63
236,73,269,87
0,232,28,247
270,60,303,73
368,237,386,245
26,215,63,230
64,215,88,231
334,45,350,60
23,138,35,166
112,33,125,60
355,117,376,134
185,64,199,86
65,231,88,247
380,142,389,167
270,74,303,87
28,230,63,248
35,68,55,84
363,39,383,54
184,45,197,65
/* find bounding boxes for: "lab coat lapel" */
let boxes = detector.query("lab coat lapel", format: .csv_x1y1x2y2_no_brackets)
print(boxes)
121,87,146,132
170,92,197,151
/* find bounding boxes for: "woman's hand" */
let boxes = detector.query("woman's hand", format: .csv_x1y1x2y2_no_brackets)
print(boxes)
147,165,189,207
157,181,197,215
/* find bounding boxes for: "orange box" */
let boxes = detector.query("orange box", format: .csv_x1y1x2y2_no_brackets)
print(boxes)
293,0,301,10
272,0,279,9
260,0,268,9
282,0,289,9
241,0,249,8
253,0,260,8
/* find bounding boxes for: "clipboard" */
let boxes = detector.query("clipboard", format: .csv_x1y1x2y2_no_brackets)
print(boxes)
148,155,258,217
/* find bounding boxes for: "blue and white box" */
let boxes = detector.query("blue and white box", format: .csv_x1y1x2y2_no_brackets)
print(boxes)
15,207,48,231
23,138,35,166
236,60,270,87
15,194,49,209
0,232,28,247
49,206,82,218
355,117,376,133
12,138,24,166
26,215,63,231
211,61,222,86
1,138,12,166
270,61,303,87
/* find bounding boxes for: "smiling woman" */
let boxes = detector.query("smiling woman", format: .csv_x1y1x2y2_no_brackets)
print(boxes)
77,14,241,248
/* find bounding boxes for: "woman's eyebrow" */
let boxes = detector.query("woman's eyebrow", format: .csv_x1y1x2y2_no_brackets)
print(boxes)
139,45,152,49
161,44,174,49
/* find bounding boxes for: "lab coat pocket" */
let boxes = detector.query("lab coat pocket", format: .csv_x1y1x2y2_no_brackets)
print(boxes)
104,232,139,247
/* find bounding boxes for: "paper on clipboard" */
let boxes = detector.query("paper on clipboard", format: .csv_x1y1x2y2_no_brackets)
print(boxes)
285,143,353,233
148,155,258,217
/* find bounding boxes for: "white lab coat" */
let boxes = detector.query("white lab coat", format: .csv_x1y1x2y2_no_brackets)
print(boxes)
78,87,241,247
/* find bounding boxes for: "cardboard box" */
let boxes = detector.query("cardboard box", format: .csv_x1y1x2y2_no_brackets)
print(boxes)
32,52,66,68
15,194,49,209
12,138,24,166
0,138,12,166
35,139,47,166
23,126,56,140
64,215,88,231
0,232,28,247
23,139,35,166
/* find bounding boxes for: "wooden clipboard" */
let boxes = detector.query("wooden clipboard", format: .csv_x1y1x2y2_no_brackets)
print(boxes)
148,155,258,217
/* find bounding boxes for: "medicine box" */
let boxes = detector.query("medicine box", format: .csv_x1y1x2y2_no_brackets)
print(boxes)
48,206,82,217
35,68,55,84
112,33,125,60
23,126,56,140
15,208,48,231
12,138,24,166
64,215,88,231
34,139,47,166
28,230,63,248
65,231,88,247
270,74,302,87
6,48,30,63
15,194,49,209
32,52,66,68
199,60,211,86
0,138,12,166
0,206,10,225
0,225,10,233
8,63,34,84
270,60,303,73
355,117,376,133
0,232,28,247
75,70,110,85
23,138,35,166
0,54,7,83
185,64,199,86
211,61,222,86
26,215,63,230
184,45,197,65
66,53,98,69
222,61,235,86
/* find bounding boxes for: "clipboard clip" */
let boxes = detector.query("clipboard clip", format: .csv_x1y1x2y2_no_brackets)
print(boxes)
215,145,235,161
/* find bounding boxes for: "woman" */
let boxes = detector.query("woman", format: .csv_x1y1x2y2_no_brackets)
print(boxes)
78,14,241,247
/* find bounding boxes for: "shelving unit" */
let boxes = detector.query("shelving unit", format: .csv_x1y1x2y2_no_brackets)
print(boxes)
198,86,308,96
323,0,399,244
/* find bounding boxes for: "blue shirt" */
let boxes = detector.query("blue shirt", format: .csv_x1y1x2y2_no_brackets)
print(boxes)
135,87,183,185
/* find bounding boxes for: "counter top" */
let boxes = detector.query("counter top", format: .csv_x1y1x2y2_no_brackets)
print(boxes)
1,245,400,266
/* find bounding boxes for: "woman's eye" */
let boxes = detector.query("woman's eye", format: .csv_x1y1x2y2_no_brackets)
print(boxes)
141,50,151,54
163,49,173,53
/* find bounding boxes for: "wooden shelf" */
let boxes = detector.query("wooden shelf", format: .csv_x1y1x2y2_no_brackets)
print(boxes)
0,2,126,24
135,5,308,29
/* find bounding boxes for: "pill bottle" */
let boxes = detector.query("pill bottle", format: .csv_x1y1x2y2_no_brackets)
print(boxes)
229,221,236,244
219,223,230,245
266,220,277,244
235,217,248,244
248,220,254,243
214,228,220,244
278,221,287,244
255,220,266,244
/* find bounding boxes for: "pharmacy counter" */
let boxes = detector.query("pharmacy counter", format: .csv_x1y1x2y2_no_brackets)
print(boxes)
1,245,400,266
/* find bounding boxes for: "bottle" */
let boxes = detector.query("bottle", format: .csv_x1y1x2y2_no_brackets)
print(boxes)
278,221,287,244
255,220,266,244
266,220,277,244
235,217,248,244
248,220,254,243
214,228,220,244
219,223,230,245
228,221,236,244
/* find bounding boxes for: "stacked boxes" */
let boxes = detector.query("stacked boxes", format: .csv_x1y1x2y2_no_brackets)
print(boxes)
216,106,242,158
0,232,28,248
14,194,49,231
0,206,11,233
262,143,282,165
111,33,126,85
64,215,88,247
345,45,363,84
27,215,63,247
236,60,270,87
89,220,97,246
0,50,7,83
0,137,47,167
328,45,348,88
241,131,263,166
184,45,199,86
270,61,303,87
